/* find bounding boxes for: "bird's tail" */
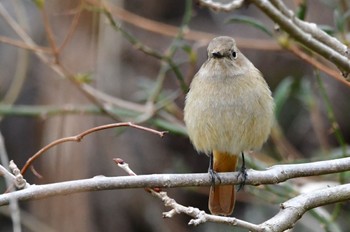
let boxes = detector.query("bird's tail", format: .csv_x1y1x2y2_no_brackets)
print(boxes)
208,150,238,216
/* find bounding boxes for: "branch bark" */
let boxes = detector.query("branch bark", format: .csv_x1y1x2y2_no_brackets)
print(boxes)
114,157,350,232
260,183,350,231
1,157,350,206
251,0,350,73
157,183,350,232
199,0,350,78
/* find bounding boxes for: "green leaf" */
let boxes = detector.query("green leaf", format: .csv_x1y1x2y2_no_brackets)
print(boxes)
181,44,192,54
296,78,313,107
334,9,350,34
32,0,45,9
334,9,345,33
181,44,197,63
73,73,93,84
226,15,273,37
273,77,294,118
296,0,307,20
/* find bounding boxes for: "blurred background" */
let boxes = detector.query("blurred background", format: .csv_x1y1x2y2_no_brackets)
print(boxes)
0,0,349,231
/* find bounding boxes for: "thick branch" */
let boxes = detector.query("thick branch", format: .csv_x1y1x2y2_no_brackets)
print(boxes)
159,183,350,232
260,184,350,231
199,0,350,76
115,157,350,232
1,157,350,206
270,0,347,55
250,0,350,73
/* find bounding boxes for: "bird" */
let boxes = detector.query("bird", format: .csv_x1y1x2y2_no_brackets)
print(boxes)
184,36,274,216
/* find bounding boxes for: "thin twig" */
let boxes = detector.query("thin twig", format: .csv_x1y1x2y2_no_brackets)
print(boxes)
113,158,161,192
0,104,187,135
0,132,22,232
287,45,350,88
0,0,30,125
40,5,59,63
315,71,348,183
0,165,16,184
87,0,280,51
114,157,260,230
98,5,188,92
0,2,127,121
0,35,50,53
20,122,166,175
136,0,192,122
57,0,83,53
0,2,64,78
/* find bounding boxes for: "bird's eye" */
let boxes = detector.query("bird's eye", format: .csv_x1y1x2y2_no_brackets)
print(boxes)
231,50,237,59
212,52,223,58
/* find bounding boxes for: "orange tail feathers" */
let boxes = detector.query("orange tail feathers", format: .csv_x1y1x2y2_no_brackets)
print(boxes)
209,151,238,216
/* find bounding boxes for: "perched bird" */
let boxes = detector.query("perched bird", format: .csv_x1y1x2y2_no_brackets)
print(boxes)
184,36,274,216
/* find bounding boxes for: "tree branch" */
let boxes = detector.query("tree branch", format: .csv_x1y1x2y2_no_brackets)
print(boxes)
198,0,244,11
115,157,350,232
199,0,350,78
251,0,350,75
0,157,349,206
260,184,350,231
20,122,166,175
158,183,350,232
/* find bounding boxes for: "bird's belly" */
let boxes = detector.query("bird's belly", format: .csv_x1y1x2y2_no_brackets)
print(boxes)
186,96,271,155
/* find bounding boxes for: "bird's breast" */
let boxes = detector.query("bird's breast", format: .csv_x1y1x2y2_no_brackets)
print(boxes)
184,73,274,155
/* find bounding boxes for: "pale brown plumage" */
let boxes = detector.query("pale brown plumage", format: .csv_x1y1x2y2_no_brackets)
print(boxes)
184,36,274,216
